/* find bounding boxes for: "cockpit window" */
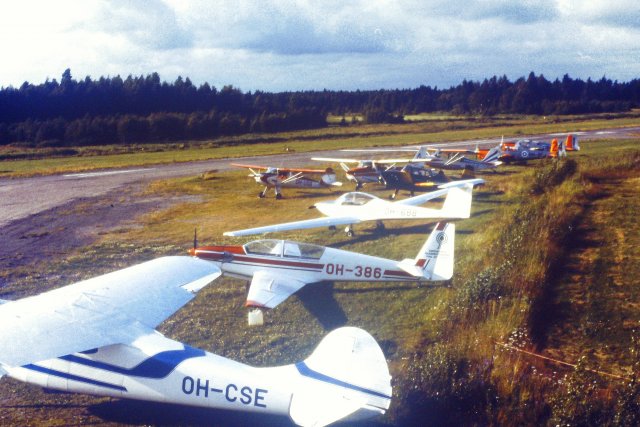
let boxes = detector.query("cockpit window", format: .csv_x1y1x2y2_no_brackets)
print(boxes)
340,192,375,206
292,242,325,259
245,240,325,259
244,240,283,256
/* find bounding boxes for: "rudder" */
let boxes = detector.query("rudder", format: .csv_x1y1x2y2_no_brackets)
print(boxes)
289,327,392,426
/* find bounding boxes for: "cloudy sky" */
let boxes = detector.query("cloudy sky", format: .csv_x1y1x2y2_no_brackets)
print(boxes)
1,0,639,91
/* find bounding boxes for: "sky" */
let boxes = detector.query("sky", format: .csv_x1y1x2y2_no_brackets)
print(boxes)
1,0,639,92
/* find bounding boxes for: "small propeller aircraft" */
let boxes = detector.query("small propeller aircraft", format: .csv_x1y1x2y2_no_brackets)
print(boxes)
0,257,392,426
380,164,484,199
232,163,342,199
194,222,455,325
224,179,482,237
343,146,502,172
311,157,391,190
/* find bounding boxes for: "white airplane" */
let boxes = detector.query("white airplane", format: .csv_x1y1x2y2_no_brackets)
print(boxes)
224,178,483,237
0,257,392,426
192,222,455,325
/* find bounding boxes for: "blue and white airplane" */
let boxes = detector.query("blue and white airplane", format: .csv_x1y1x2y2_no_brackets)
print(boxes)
0,256,392,426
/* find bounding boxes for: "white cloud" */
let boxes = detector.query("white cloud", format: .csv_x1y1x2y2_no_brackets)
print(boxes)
0,0,638,90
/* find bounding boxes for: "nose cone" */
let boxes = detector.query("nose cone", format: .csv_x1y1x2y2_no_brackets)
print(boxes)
188,248,197,256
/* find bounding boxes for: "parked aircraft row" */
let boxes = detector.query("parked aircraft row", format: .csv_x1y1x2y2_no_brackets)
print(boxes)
235,134,578,198
0,133,577,425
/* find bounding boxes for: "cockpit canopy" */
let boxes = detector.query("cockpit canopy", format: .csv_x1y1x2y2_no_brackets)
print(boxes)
335,192,379,206
244,239,325,259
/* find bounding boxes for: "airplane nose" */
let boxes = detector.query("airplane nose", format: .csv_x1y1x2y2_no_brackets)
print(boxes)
188,248,196,256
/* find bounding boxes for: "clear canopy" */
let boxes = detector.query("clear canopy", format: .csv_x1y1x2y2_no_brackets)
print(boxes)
337,192,377,206
244,240,325,259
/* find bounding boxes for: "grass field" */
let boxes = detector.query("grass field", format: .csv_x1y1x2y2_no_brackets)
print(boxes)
0,126,639,425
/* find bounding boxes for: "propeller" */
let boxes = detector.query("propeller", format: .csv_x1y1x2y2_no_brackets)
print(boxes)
193,228,198,250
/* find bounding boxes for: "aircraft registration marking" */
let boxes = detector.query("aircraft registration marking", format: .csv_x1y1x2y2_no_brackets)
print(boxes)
326,263,383,278
181,375,268,408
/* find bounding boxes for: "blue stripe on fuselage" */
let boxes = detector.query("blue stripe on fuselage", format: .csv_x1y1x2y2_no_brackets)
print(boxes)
295,361,391,400
22,364,127,392
60,345,205,379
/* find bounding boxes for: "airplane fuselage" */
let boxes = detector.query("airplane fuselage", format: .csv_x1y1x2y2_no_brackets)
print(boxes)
257,173,330,189
193,244,418,283
315,198,446,221
5,333,292,417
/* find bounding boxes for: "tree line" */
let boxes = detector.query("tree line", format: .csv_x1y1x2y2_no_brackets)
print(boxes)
0,69,638,146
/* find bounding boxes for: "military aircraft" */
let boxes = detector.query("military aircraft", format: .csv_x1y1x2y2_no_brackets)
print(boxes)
445,135,569,163
0,257,392,425
194,222,455,325
224,179,482,237
232,163,342,199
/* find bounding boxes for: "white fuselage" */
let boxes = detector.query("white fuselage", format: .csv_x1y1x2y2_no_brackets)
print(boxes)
197,245,418,284
4,333,292,417
315,198,447,221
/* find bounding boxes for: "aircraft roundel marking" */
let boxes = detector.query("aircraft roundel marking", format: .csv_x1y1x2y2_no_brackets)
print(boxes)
521,151,529,157
436,232,448,246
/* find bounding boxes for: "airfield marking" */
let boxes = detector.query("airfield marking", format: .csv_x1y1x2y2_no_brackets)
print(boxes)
63,168,155,178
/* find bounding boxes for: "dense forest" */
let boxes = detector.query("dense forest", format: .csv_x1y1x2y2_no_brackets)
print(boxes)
0,69,638,146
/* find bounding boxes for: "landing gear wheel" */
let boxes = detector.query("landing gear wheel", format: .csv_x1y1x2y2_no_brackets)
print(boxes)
275,193,283,200
345,225,355,237
258,192,266,198
375,221,385,231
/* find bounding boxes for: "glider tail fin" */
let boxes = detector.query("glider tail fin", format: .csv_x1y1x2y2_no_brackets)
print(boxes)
441,183,474,218
289,327,392,426
321,167,342,186
397,222,455,280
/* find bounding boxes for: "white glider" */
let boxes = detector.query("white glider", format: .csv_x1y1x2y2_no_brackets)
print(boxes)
224,178,483,237
0,257,391,426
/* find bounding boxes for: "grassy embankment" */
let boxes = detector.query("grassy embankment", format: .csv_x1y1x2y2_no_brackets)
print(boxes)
1,111,639,177
0,136,638,425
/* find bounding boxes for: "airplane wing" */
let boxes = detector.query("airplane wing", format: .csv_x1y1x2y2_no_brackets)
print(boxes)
246,271,308,309
311,157,363,163
395,187,451,206
231,162,269,170
0,256,221,367
224,215,361,237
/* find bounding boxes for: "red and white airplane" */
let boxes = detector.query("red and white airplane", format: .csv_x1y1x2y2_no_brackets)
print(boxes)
191,222,455,325
232,163,342,199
